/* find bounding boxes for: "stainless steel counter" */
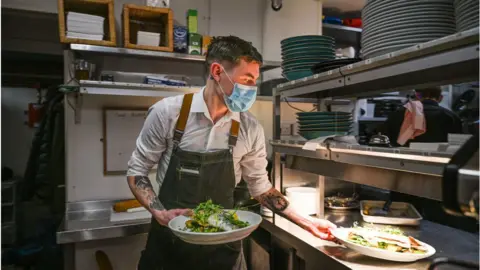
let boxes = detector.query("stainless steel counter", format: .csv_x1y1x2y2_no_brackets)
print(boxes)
57,200,151,244
262,211,479,270
57,200,479,270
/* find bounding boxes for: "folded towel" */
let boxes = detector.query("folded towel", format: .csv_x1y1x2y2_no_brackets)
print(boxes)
397,100,426,145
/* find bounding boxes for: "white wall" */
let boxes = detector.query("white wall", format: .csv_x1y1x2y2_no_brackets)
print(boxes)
1,87,38,176
262,0,323,61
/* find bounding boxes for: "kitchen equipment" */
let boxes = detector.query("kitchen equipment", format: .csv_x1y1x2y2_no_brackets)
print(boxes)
168,210,262,245
361,200,423,225
368,133,391,147
285,187,317,216
73,59,95,80
331,228,436,262
443,133,479,220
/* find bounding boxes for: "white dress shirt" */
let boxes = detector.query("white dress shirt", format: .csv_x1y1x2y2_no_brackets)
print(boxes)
127,88,272,197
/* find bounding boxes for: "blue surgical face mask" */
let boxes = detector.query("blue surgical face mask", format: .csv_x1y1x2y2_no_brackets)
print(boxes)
217,66,257,113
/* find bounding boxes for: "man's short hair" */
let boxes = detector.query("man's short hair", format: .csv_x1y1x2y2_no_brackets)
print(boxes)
205,36,263,70
416,87,442,100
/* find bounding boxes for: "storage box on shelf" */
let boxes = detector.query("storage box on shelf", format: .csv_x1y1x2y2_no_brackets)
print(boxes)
122,4,173,52
57,0,116,47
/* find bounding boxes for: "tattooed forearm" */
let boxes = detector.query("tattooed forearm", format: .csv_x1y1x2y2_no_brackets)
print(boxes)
128,175,164,211
255,188,290,218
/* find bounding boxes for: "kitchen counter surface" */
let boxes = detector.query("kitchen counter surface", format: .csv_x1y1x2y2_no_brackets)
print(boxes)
262,211,479,270
57,200,479,269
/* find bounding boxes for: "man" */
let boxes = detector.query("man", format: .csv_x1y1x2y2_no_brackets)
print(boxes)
127,36,336,270
383,86,462,146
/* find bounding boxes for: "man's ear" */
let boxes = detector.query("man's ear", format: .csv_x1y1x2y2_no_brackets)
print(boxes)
210,62,222,81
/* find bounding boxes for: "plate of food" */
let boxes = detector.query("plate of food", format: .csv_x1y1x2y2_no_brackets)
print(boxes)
331,224,436,262
168,200,262,245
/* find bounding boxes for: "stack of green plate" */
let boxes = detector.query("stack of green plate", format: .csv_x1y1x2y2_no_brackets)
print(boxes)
296,111,353,140
281,35,336,81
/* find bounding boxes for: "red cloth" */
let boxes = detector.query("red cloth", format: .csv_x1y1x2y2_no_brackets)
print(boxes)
397,100,426,146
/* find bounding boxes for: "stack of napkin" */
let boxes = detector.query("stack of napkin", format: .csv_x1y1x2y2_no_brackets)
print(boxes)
66,12,105,41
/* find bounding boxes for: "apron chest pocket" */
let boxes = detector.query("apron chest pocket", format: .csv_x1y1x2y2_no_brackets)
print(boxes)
176,166,202,202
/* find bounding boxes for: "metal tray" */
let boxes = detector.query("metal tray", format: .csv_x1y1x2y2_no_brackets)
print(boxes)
360,200,423,226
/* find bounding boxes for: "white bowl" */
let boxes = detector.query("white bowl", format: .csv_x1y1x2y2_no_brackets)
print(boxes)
331,228,436,262
168,210,262,245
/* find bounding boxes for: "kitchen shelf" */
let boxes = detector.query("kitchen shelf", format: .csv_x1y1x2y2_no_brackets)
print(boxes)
275,28,479,99
358,117,387,122
261,60,281,72
71,44,278,72
70,44,205,62
77,80,201,97
66,80,202,124
271,140,451,200
322,23,362,33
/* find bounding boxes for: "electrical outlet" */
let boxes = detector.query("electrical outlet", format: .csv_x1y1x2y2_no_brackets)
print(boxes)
281,123,292,135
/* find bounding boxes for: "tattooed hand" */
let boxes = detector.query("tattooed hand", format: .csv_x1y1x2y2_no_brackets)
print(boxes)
255,188,337,241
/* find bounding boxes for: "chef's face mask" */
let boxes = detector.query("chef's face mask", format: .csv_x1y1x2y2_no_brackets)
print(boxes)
216,65,257,113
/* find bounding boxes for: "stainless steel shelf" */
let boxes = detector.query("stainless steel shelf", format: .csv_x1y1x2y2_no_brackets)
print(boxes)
261,60,281,72
71,44,280,72
358,117,387,122
78,80,202,97
271,140,452,200
70,44,206,62
322,23,362,33
275,28,479,99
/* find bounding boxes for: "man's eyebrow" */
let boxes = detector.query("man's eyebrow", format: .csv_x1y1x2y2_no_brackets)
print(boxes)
244,73,256,79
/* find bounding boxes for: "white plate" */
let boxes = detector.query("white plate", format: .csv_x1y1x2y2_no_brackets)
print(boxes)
168,210,262,245
331,228,436,262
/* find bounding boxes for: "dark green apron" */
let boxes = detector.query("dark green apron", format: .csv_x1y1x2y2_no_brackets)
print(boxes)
138,93,246,270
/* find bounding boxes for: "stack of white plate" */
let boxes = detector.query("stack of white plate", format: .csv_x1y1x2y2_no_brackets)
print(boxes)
454,0,479,32
361,0,456,59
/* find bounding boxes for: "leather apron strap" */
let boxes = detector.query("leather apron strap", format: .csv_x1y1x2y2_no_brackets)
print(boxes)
173,93,194,146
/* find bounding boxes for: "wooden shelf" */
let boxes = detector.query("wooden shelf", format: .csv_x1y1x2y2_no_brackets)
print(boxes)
57,0,116,47
122,4,173,52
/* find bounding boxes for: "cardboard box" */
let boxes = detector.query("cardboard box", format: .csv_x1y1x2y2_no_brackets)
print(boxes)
188,33,202,55
202,35,212,55
173,25,187,53
186,9,198,33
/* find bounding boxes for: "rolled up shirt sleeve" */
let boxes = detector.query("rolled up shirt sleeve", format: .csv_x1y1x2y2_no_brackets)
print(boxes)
241,124,273,197
127,101,168,176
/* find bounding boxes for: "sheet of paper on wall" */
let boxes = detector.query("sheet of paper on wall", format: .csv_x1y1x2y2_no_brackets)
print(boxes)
104,109,157,174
